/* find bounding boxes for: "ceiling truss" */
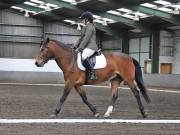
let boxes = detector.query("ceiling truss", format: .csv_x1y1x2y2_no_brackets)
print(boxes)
2,0,180,37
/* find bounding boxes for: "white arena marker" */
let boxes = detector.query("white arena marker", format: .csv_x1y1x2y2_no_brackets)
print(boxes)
0,119,180,124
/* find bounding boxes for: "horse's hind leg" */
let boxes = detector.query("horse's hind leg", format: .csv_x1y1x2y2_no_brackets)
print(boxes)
128,82,147,118
74,85,100,118
104,76,122,118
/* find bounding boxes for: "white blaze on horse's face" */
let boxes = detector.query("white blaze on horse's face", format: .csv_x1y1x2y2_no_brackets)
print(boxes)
35,46,49,67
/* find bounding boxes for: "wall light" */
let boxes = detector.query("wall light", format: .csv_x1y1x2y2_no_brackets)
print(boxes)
24,10,30,17
77,23,81,30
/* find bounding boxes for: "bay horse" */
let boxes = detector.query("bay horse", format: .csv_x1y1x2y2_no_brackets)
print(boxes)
35,38,151,118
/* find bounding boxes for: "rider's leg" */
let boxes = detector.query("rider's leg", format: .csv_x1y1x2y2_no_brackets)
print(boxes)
82,48,97,80
82,48,95,60
83,58,97,80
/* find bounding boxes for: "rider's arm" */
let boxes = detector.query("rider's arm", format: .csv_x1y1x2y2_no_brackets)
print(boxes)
74,26,86,48
78,24,94,49
74,36,82,48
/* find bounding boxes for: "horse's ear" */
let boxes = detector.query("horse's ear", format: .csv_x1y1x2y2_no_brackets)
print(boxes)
46,37,50,43
40,38,44,47
44,37,50,47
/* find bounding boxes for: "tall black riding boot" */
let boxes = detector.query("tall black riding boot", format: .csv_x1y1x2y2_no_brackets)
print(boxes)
89,69,97,80
83,58,97,80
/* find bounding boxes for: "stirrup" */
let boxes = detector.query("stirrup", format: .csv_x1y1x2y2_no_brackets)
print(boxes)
89,71,97,80
89,75,97,80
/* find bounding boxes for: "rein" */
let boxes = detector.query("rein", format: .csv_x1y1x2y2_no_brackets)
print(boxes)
42,40,78,72
53,54,71,60
53,48,77,60
52,48,77,72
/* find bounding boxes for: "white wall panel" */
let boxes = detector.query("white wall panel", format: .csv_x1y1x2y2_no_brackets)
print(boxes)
0,10,80,58
45,22,79,35
129,53,139,61
140,53,149,67
129,38,139,52
0,10,42,26
0,10,43,58
0,42,39,58
129,37,150,69
102,39,122,51
173,36,180,74
0,25,42,36
44,22,80,44
141,37,149,52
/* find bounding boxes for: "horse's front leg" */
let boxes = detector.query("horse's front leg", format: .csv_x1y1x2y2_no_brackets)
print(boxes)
50,82,73,118
74,85,100,118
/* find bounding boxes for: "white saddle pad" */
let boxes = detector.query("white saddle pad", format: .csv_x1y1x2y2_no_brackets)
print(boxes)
77,52,107,71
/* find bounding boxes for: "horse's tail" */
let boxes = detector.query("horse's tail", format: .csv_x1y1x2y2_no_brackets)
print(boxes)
132,58,151,103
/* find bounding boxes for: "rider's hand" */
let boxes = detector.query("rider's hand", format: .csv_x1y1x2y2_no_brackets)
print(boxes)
78,48,83,52
72,46,77,50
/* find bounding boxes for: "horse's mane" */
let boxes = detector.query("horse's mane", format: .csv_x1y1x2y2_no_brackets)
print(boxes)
51,39,72,52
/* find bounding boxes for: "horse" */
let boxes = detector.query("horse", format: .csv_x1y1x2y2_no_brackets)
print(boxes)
35,37,151,118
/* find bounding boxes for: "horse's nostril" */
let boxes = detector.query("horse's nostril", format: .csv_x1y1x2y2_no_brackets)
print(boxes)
35,62,38,66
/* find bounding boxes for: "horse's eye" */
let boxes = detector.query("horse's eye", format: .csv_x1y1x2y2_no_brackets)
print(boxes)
40,48,44,51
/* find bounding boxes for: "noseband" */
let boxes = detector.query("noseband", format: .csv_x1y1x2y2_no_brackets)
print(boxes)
43,46,77,62
40,47,52,64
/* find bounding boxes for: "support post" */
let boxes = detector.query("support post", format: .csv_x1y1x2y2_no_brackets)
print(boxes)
122,31,129,54
152,30,160,73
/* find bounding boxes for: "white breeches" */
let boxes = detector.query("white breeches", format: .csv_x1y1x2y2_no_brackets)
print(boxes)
82,48,95,60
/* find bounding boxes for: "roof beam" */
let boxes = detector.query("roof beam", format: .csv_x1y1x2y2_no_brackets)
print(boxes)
18,3,43,12
20,0,124,36
15,3,119,37
128,5,180,25
95,23,122,37
43,0,82,12
98,0,180,25
42,0,152,32
164,0,180,3
15,0,29,3
98,0,156,5
17,4,63,20
98,12,152,32
0,0,29,9
6,0,29,4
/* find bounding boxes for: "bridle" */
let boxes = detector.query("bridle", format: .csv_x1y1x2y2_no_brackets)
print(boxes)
42,46,77,70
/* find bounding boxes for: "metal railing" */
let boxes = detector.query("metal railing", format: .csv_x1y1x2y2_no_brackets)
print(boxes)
160,46,174,57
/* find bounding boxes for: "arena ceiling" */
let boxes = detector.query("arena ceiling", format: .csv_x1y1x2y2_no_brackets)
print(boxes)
1,0,180,36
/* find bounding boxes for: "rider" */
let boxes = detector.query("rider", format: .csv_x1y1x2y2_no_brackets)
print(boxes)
73,11,98,80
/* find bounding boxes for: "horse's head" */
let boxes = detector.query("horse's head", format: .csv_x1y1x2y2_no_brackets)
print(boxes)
35,37,53,67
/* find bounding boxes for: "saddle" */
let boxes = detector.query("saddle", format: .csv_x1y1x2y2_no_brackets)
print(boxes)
77,49,107,71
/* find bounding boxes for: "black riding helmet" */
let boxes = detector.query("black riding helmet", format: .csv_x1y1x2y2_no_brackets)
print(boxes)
80,11,93,22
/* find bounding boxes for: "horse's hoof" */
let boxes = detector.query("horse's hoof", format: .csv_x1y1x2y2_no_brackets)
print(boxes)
49,113,57,118
103,113,110,118
94,112,100,118
142,111,148,118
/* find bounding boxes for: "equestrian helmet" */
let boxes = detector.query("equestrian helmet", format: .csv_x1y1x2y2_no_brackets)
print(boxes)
80,11,93,22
